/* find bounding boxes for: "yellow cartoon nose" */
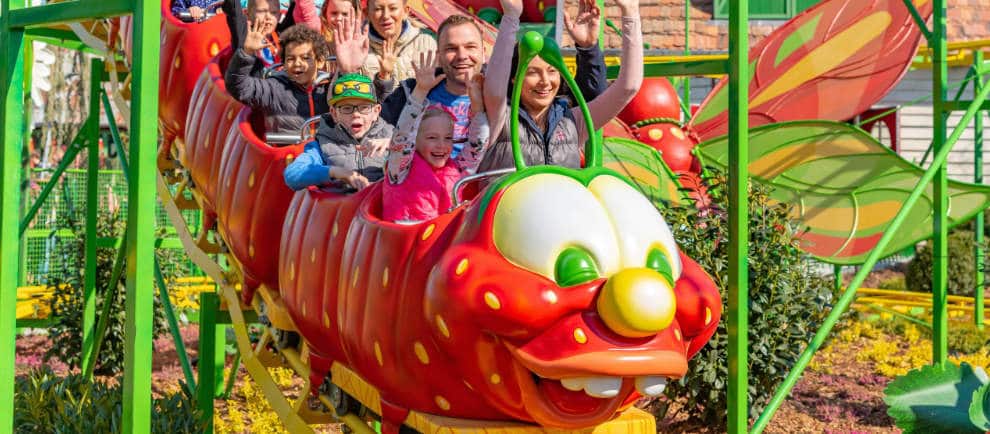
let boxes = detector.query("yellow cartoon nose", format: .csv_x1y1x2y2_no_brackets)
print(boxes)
597,268,677,338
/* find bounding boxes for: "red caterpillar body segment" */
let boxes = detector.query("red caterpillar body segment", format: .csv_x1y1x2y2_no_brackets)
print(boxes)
181,53,304,297
282,169,722,429
280,185,507,419
159,0,230,140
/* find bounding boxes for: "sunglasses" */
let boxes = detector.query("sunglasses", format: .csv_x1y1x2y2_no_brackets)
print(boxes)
333,81,372,95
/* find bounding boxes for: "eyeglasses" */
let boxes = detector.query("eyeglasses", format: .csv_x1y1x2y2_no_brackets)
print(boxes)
333,81,372,95
335,104,375,114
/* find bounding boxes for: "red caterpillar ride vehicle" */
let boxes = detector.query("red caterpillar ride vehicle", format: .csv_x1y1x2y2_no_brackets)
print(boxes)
158,2,721,431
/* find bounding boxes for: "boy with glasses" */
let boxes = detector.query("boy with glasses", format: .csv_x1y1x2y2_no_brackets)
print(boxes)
284,73,394,191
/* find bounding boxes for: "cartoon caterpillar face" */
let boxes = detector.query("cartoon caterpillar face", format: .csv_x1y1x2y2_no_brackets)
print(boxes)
426,169,721,428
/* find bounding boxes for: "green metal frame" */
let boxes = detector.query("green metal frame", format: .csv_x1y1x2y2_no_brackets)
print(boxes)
1,1,160,433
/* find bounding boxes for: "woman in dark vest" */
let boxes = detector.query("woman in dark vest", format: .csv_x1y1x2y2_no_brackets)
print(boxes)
477,0,643,172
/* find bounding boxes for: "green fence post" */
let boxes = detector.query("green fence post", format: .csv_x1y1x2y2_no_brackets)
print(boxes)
0,1,25,432
931,0,949,366
975,50,985,329
154,259,197,394
727,0,750,432
18,36,32,287
198,291,224,432
80,58,103,373
123,0,161,431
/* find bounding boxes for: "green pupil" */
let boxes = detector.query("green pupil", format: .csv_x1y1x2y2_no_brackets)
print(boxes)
554,247,599,287
646,248,674,286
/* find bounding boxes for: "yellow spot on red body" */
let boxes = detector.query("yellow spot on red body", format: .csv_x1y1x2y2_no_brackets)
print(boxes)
204,137,210,149
209,42,219,57
413,342,430,364
648,128,663,141
670,126,685,139
311,248,316,263
422,224,435,240
674,329,682,341
352,268,360,288
331,222,339,238
455,258,469,275
484,292,501,310
490,373,501,385
302,303,307,316
435,396,450,411
227,109,234,121
543,290,558,304
382,267,389,288
247,171,255,188
436,315,450,338
323,312,330,328
705,307,712,325
374,341,383,366
173,57,181,69
249,243,255,258
289,263,295,281
574,328,588,344
285,154,294,165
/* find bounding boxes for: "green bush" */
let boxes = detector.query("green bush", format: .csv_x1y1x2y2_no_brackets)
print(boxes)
659,171,833,426
948,321,990,354
44,210,169,375
14,368,204,434
906,230,988,297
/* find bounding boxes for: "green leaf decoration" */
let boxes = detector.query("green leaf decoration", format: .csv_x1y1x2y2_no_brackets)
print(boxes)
696,120,990,265
969,382,990,431
602,137,686,208
884,362,989,434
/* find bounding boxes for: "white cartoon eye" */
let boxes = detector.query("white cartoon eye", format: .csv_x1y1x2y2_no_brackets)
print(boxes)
492,174,621,284
588,175,682,282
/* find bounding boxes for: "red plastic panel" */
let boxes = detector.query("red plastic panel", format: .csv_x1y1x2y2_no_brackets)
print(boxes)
214,111,304,292
279,185,507,421
159,0,231,139
181,56,243,212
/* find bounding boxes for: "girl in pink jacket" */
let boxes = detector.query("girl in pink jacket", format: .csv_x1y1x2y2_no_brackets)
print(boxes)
382,73,489,222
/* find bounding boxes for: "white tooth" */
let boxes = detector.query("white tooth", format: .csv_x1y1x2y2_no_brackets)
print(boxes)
560,377,586,392
635,376,667,397
583,377,621,398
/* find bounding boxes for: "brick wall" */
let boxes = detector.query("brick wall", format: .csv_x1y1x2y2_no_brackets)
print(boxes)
566,0,990,52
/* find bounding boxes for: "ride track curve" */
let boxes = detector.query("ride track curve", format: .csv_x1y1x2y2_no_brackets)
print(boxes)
153,1,723,432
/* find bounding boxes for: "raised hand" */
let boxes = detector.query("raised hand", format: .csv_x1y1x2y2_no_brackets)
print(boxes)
411,51,446,101
614,0,640,16
377,38,398,80
189,5,205,20
563,0,601,48
500,0,523,19
334,10,369,74
468,73,485,114
359,138,390,158
243,19,270,53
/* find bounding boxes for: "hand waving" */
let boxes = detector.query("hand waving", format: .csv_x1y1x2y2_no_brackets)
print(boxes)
243,19,270,53
377,38,398,80
563,0,601,48
411,51,446,101
500,0,523,19
334,11,369,74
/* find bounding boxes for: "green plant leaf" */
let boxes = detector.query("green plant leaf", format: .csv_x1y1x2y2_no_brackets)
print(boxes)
970,382,990,431
602,137,686,207
884,362,988,434
697,121,990,265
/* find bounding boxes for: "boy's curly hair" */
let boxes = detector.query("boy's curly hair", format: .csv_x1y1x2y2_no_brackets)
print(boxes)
279,24,331,60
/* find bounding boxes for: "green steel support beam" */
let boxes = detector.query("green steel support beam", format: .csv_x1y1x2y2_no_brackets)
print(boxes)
198,291,224,431
727,0,749,431
123,0,160,431
80,58,103,373
154,260,197,395
83,233,126,379
18,37,32,288
19,137,83,235
0,2,26,432
975,50,985,329
752,57,990,434
682,0,691,115
945,100,990,111
607,59,727,79
222,351,241,399
931,0,949,366
902,0,933,41
8,0,134,28
101,91,129,177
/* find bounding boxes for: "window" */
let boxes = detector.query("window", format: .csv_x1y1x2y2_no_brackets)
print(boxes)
713,0,820,20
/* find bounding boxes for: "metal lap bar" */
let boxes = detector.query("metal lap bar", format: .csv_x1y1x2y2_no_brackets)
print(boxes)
450,168,516,209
